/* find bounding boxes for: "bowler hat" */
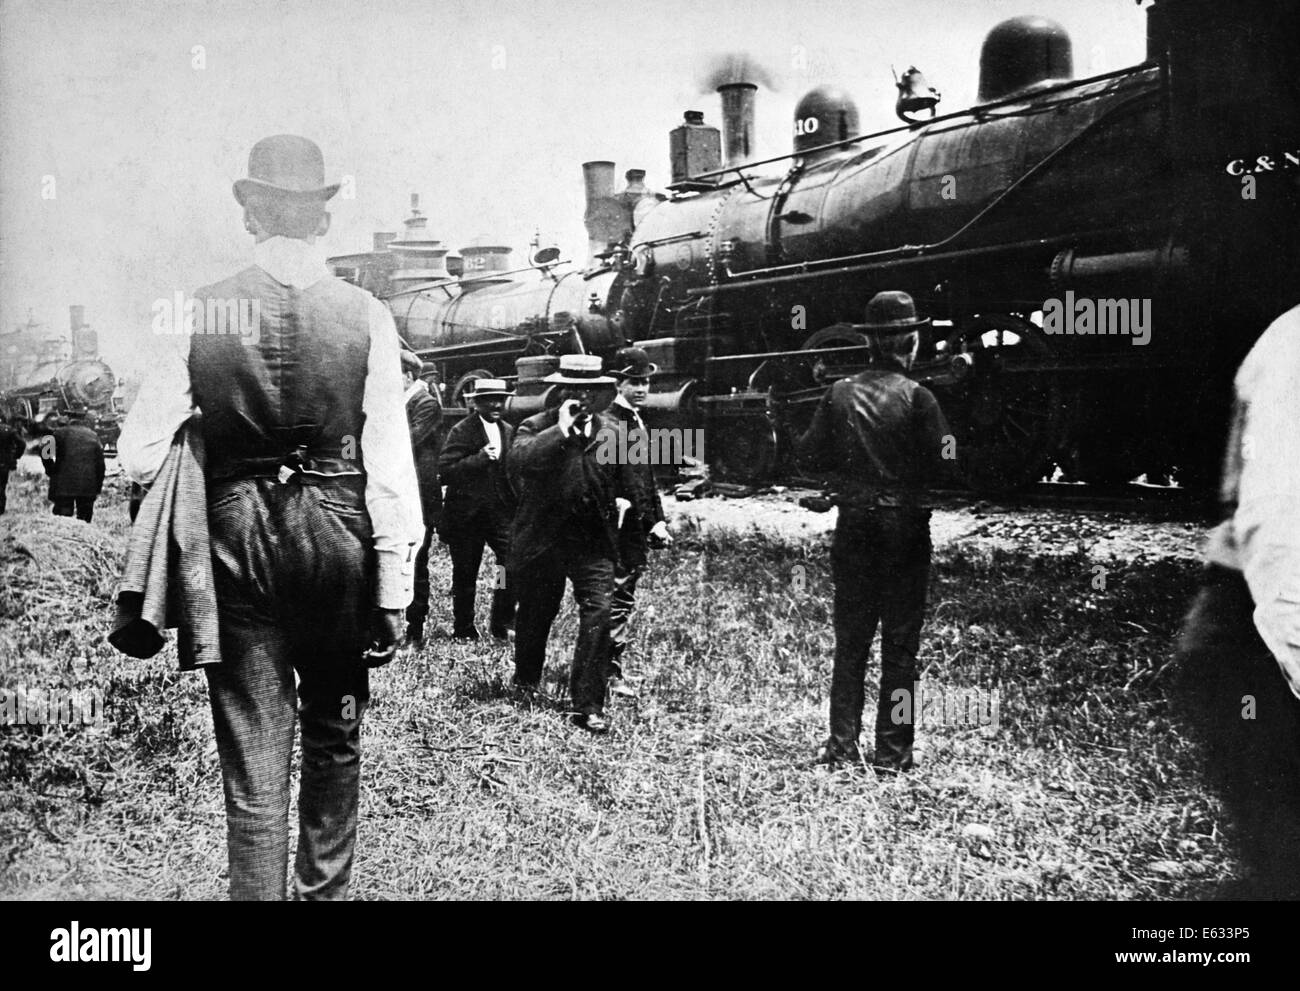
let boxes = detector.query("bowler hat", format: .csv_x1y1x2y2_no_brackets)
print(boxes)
863,291,930,333
609,346,658,379
233,134,341,205
544,354,616,386
467,377,513,398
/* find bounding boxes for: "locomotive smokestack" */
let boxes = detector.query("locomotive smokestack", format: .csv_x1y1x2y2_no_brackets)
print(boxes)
582,161,628,264
718,83,757,168
69,305,85,332
373,232,396,253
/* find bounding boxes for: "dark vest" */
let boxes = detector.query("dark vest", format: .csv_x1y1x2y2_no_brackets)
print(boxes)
188,266,371,483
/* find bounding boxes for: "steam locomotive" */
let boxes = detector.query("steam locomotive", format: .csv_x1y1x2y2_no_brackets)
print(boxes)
332,0,1300,492
0,307,122,452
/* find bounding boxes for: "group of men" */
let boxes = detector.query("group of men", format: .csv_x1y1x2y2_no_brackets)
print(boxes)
110,133,1298,900
403,346,672,735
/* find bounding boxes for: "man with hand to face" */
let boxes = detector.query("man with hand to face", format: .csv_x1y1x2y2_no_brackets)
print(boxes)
506,354,641,734
437,378,517,641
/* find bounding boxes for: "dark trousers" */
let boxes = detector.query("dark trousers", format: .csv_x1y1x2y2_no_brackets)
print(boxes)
1174,565,1300,898
406,524,436,635
608,561,644,675
513,538,614,715
52,496,95,522
447,516,516,635
204,477,373,901
0,469,9,514
829,507,931,768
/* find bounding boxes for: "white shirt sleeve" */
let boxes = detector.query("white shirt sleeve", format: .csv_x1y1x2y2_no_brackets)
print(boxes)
363,297,425,609
1231,306,1300,699
117,332,194,486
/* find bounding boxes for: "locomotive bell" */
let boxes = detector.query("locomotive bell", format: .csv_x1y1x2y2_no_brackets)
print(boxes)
895,66,940,122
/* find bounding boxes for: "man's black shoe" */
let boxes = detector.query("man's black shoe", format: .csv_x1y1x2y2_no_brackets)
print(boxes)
812,738,863,768
452,626,481,641
489,624,512,641
574,712,610,734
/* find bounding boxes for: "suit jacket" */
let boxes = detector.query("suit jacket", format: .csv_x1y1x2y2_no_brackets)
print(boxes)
0,423,25,471
109,419,222,670
437,414,516,540
506,407,641,572
605,400,666,570
406,384,443,527
42,424,105,499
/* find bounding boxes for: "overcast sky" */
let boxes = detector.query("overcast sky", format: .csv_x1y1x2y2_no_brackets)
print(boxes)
0,0,1146,376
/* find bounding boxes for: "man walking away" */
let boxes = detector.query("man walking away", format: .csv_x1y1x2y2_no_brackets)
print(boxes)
437,377,517,641
796,291,955,774
119,134,422,900
41,414,105,522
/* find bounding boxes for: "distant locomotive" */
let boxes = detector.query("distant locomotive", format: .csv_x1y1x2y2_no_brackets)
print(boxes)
0,306,122,452
333,0,1300,492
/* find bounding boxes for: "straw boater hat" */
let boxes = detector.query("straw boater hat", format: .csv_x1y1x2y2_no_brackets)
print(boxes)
233,135,341,205
609,346,658,379
544,354,616,386
467,377,513,398
862,291,931,333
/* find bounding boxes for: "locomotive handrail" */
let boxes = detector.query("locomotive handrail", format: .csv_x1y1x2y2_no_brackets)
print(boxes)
381,259,574,299
689,86,1159,295
679,62,1160,186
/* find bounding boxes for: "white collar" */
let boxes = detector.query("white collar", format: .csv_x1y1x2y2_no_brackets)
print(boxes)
254,236,331,290
613,395,643,419
404,380,426,401
479,415,501,432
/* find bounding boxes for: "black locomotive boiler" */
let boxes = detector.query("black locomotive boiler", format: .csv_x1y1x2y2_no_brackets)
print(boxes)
332,0,1300,492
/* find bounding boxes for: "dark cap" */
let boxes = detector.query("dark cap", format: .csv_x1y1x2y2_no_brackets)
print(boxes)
233,134,341,206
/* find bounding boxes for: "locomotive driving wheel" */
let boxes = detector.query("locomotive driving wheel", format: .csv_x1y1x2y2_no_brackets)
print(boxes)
938,314,1065,493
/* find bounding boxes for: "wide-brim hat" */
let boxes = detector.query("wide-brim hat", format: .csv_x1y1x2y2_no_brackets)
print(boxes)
863,290,930,333
544,353,616,386
233,134,341,206
609,346,658,379
467,377,513,398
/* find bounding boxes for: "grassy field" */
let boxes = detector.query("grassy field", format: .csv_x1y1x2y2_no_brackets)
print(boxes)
0,470,1240,899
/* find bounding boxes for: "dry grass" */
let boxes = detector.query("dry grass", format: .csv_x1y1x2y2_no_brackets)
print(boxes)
0,470,1238,899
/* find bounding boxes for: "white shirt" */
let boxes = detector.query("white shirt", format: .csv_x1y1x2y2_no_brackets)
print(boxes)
118,235,424,610
1206,302,1300,699
480,416,501,454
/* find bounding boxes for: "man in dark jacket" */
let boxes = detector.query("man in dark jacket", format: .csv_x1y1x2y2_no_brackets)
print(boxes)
437,377,516,640
604,347,673,696
507,354,640,734
41,415,106,522
0,415,26,515
402,349,443,645
796,291,955,773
